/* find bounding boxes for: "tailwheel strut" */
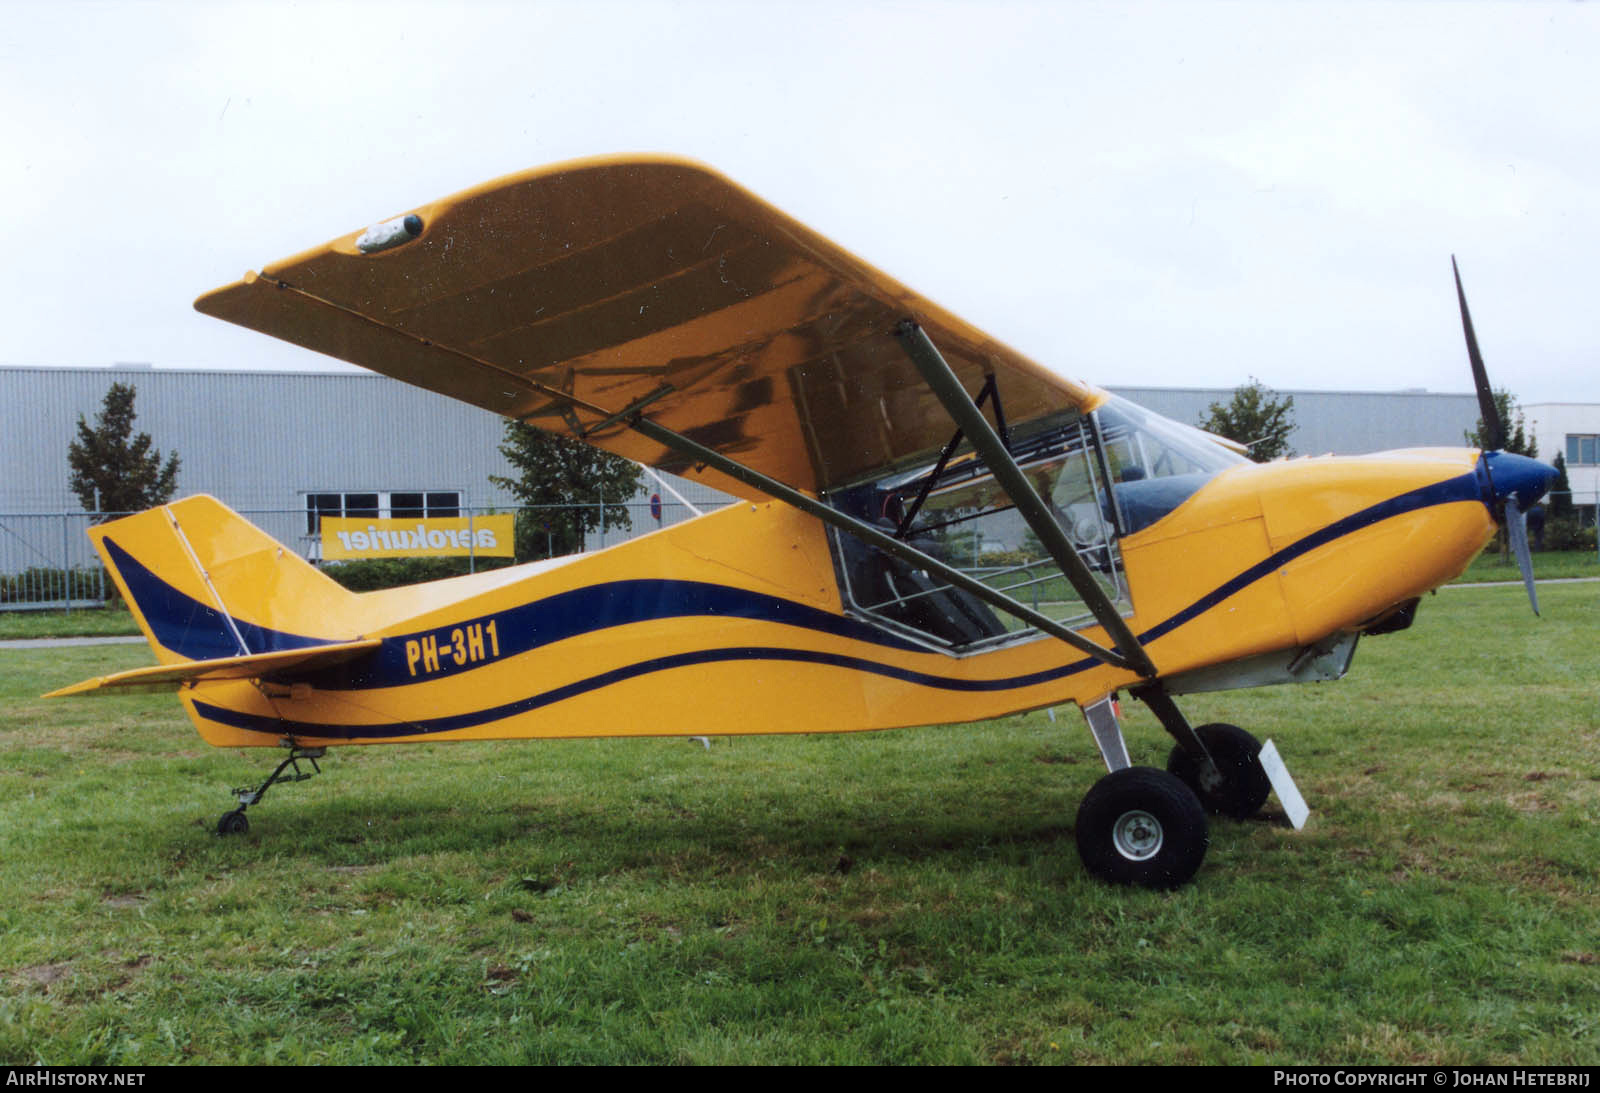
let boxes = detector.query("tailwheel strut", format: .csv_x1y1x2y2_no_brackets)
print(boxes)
216,746,327,836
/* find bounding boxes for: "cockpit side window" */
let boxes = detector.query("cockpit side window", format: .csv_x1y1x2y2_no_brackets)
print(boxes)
826,411,1129,652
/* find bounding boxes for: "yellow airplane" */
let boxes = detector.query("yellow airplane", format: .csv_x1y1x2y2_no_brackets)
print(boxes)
49,156,1558,889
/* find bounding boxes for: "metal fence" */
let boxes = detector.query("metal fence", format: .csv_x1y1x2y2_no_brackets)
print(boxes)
3,492,1595,613
0,498,733,611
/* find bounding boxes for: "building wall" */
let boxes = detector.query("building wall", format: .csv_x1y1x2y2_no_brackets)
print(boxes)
7,365,1593,540
2,363,731,505
0,366,734,575
3,365,521,513
1105,386,1484,457
1524,403,1600,504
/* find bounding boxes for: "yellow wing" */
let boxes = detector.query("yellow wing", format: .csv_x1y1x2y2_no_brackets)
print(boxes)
196,155,1096,499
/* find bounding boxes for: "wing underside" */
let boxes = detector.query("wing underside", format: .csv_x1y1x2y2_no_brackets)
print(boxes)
195,156,1096,499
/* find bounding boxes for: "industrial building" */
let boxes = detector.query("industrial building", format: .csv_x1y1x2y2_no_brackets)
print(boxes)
3,365,1594,591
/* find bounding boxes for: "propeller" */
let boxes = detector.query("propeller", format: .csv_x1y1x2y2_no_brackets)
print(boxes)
1451,255,1554,614
1503,494,1539,614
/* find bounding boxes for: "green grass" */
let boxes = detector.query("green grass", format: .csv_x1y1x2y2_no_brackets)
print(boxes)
0,606,139,641
1,585,1596,1064
1453,549,1598,584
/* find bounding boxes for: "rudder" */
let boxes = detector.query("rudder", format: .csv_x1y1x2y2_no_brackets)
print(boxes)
92,495,356,664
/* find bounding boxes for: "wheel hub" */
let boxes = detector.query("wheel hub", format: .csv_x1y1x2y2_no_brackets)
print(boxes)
1112,809,1164,861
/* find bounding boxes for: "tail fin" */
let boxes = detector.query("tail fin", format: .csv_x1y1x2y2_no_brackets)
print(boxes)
91,495,358,664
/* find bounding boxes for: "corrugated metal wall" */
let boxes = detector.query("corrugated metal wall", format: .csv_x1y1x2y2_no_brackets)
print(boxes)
1106,386,1482,457
3,366,1486,518
3,366,521,512
1,365,732,516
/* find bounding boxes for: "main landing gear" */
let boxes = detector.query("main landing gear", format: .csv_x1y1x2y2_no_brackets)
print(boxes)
1075,766,1209,890
1072,686,1271,888
216,746,327,836
1165,722,1270,820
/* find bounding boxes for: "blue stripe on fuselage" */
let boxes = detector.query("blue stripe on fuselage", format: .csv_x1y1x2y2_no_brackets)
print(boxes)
103,536,929,671
1137,468,1481,645
194,644,1090,740
190,469,1486,741
103,537,329,658
328,579,929,690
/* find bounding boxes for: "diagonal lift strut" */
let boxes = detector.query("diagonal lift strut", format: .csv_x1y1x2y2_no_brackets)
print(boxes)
622,417,1142,672
892,320,1157,678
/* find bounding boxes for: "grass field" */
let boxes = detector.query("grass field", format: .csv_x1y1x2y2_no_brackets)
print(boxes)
1,584,1596,1065
1457,550,1598,584
0,607,139,641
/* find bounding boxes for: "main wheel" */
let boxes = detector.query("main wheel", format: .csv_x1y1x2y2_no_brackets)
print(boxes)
1167,723,1271,820
1075,767,1208,889
217,809,249,836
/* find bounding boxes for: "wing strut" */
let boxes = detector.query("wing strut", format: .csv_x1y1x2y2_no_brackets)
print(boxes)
893,320,1157,679
624,412,1144,673
895,372,1007,540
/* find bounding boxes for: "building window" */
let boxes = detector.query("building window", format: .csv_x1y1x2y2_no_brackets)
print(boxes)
389,491,462,519
1567,435,1599,466
305,490,463,533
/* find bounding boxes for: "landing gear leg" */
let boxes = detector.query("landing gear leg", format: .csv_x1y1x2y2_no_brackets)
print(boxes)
216,746,326,836
1131,684,1270,820
1073,695,1209,888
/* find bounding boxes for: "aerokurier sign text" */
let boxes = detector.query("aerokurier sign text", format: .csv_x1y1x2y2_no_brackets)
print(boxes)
321,515,515,560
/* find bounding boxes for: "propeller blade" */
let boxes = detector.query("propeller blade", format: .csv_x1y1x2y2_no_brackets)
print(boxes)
1503,495,1540,616
1452,255,1504,452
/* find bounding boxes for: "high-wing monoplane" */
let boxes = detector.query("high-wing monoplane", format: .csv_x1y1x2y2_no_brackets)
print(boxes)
50,157,1559,888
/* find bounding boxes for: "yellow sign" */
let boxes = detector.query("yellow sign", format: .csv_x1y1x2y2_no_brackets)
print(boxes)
321,515,515,560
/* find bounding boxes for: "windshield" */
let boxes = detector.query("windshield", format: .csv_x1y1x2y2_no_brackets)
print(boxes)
1093,395,1246,535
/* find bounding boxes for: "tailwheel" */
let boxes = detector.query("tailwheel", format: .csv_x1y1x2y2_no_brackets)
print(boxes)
1167,723,1270,820
215,746,327,837
1075,767,1208,889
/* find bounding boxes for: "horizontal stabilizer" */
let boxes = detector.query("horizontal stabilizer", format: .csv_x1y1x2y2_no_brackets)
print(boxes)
45,639,381,698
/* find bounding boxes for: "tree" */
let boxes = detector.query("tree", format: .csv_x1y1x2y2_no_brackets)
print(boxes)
67,383,181,519
490,421,644,560
1197,378,1295,462
1464,388,1536,457
1549,453,1573,518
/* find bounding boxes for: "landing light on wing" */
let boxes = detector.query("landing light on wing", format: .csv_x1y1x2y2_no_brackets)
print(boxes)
356,213,423,254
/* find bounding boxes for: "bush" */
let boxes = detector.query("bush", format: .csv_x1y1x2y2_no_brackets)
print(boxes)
0,566,111,605
977,550,1038,568
1541,517,1597,553
321,555,517,592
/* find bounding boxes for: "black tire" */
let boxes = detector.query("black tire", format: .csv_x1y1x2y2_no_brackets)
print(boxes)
1167,723,1271,820
1075,767,1208,889
217,809,249,836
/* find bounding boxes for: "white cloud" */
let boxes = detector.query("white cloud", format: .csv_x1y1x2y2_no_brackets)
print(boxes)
0,0,1594,403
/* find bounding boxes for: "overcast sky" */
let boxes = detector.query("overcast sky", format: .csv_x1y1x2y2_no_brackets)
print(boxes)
3,0,1595,406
